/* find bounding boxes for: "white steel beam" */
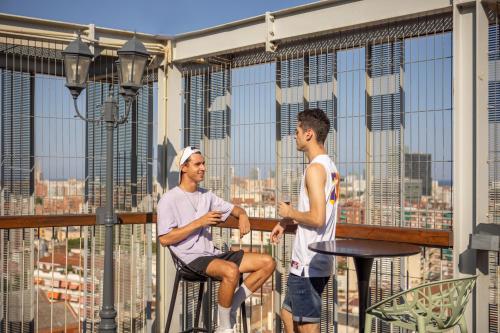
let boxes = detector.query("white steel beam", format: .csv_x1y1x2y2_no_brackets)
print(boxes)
452,2,491,332
0,13,166,55
156,54,184,332
453,0,478,332
473,1,490,332
0,0,453,62
273,0,450,40
173,0,451,62
173,17,266,63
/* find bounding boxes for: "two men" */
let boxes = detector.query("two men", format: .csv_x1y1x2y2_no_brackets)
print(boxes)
158,108,338,333
157,146,275,333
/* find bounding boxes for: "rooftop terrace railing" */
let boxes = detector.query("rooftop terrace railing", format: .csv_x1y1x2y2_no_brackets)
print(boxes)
0,214,451,332
0,214,452,247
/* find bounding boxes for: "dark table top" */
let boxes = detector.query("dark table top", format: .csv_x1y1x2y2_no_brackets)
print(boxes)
309,239,422,258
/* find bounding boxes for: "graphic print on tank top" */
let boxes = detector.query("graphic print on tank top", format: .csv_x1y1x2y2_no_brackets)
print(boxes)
329,172,340,206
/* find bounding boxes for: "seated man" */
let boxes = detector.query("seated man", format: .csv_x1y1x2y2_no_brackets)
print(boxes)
158,146,276,333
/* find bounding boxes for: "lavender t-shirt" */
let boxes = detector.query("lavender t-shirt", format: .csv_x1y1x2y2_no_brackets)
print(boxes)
157,186,234,264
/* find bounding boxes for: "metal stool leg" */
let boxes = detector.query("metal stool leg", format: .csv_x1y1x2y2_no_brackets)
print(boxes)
238,275,248,333
165,271,181,333
207,277,213,333
240,301,248,333
193,282,205,332
180,281,208,333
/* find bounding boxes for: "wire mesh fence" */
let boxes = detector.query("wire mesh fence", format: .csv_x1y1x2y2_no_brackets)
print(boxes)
0,34,160,333
179,13,454,333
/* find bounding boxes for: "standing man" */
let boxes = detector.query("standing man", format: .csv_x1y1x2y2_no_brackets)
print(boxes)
158,146,276,333
271,108,340,333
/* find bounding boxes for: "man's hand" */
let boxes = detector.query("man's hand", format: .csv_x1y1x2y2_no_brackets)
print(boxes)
196,211,222,228
270,222,285,244
158,211,221,247
238,214,251,238
278,202,293,219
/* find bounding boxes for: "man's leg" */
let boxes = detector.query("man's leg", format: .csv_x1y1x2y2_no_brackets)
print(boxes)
281,305,319,333
238,252,276,290
282,275,328,333
296,322,320,333
280,308,296,333
205,258,240,306
205,258,241,330
227,252,275,327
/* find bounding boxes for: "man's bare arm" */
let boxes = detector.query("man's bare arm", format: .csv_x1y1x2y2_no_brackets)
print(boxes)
230,206,246,218
230,206,251,237
278,163,326,228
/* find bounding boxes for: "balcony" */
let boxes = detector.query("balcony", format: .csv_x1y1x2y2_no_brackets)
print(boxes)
0,214,451,332
0,0,499,332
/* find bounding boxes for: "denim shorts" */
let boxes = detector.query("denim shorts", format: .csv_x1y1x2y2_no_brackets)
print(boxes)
282,273,330,323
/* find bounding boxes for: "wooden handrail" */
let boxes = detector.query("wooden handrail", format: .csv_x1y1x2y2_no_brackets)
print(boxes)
0,213,156,229
0,213,452,248
223,216,453,248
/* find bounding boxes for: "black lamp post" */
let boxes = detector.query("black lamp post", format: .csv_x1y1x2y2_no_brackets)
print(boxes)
62,33,149,333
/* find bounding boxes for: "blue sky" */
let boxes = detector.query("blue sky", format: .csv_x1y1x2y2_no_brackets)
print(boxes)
0,0,315,35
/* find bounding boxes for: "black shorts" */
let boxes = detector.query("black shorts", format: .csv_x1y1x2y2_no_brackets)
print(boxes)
187,250,244,275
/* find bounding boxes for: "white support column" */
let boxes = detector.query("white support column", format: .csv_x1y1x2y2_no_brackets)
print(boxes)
474,1,490,332
453,1,487,331
156,55,184,332
156,62,168,333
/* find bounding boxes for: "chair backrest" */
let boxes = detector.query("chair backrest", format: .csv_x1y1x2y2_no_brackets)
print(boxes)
167,246,211,281
167,246,185,270
368,275,477,330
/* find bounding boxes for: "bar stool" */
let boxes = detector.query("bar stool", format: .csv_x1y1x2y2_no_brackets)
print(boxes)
164,248,248,333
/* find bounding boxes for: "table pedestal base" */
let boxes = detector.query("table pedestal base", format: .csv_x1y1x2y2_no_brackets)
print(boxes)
353,257,374,333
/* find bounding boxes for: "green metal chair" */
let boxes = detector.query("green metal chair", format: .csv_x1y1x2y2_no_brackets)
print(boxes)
365,275,477,333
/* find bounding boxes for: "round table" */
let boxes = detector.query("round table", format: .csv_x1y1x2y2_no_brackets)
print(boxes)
309,239,421,332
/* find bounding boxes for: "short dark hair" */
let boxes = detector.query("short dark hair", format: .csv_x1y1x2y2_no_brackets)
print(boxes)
297,108,330,143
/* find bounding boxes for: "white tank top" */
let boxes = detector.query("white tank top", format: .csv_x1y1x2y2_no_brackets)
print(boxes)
290,154,340,277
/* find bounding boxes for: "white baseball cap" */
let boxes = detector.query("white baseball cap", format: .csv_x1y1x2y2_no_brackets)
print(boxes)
176,146,201,183
178,146,201,168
